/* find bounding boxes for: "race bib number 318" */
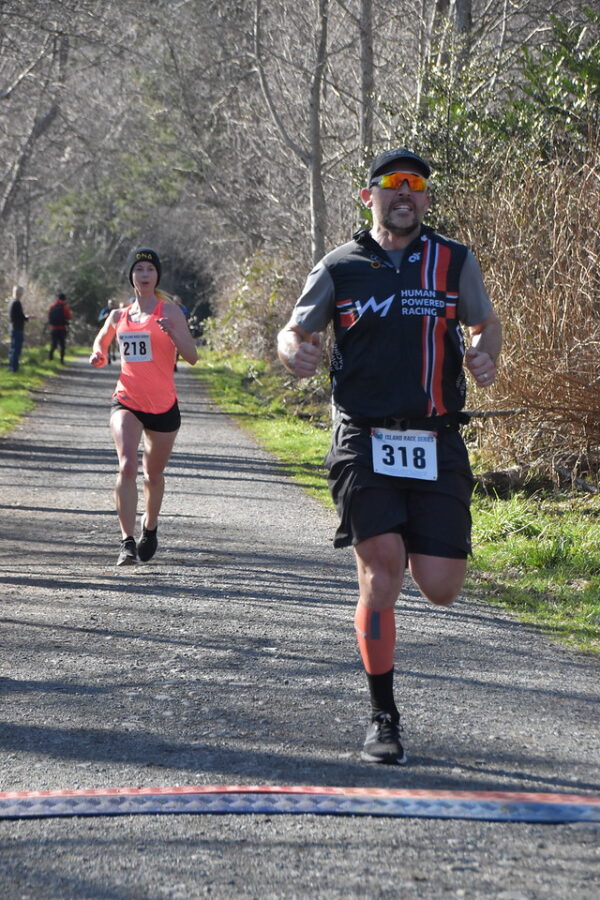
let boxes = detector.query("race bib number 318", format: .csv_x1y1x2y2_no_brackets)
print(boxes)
371,428,438,481
118,331,153,362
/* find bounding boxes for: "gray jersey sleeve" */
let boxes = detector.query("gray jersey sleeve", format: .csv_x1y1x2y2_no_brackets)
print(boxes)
289,249,492,331
458,251,493,325
289,263,335,333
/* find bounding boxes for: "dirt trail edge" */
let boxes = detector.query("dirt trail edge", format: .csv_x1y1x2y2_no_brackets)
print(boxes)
0,358,598,899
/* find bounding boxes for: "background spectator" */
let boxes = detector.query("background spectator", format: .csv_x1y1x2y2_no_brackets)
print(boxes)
7,285,33,373
48,291,73,363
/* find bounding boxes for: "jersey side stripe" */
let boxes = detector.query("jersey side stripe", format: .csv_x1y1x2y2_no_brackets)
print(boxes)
431,318,448,415
434,244,451,291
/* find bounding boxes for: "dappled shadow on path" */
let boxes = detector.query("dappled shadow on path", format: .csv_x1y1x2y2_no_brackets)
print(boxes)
0,717,597,795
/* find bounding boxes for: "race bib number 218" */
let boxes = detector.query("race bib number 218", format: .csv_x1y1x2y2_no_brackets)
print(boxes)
118,331,153,362
371,428,438,481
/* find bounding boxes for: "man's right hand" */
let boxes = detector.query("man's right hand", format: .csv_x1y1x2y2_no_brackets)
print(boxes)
293,332,322,377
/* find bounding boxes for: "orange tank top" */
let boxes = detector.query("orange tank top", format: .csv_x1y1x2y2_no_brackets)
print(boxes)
113,300,177,414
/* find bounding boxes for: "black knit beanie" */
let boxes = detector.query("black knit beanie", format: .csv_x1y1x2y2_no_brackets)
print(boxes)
128,248,161,286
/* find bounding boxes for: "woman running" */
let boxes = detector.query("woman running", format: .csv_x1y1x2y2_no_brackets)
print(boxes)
89,248,198,566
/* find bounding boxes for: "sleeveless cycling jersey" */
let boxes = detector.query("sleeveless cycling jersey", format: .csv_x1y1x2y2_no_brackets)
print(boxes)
113,300,177,414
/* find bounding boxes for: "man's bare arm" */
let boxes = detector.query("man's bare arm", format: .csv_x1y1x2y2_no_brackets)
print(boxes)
465,311,503,388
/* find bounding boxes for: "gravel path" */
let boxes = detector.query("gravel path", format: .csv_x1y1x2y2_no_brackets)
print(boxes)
0,358,598,898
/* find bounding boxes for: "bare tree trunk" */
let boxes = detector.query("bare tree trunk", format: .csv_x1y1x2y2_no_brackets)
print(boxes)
455,0,473,67
254,0,329,263
455,0,472,33
309,0,329,262
0,33,68,225
415,0,431,128
0,105,58,224
253,0,308,164
489,0,509,91
429,0,474,78
359,0,374,160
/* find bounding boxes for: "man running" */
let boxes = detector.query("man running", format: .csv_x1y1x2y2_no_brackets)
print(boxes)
277,148,502,764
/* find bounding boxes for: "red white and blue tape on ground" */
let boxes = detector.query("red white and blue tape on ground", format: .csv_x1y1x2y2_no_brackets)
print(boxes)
1,785,599,823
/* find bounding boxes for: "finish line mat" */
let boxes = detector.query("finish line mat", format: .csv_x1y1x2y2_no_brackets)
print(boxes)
1,785,599,823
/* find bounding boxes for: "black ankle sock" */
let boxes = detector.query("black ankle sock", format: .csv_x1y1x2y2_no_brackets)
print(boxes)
366,668,399,720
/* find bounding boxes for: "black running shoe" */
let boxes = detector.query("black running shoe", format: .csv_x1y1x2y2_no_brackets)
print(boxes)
137,525,158,562
117,536,137,566
361,712,407,765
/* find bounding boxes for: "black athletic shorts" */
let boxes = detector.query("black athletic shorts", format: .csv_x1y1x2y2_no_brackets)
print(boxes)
325,419,475,558
111,399,181,433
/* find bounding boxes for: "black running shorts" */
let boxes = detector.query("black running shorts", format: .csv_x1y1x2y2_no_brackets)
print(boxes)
325,419,475,557
111,399,181,433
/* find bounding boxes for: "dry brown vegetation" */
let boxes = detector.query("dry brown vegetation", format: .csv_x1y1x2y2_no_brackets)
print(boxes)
454,151,600,485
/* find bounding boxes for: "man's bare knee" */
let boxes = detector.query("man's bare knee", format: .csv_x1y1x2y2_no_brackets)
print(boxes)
422,586,459,607
409,554,466,607
354,533,407,610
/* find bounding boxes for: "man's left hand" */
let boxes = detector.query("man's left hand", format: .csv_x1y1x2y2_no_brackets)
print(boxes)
465,347,497,387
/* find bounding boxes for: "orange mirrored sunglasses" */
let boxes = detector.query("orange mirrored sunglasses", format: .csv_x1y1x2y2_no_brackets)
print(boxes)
370,171,428,192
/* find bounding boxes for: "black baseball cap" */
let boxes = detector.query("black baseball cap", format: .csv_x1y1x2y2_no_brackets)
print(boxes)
368,148,431,184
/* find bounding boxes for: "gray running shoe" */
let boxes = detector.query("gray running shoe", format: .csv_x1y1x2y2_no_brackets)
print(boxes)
361,712,407,765
117,537,137,566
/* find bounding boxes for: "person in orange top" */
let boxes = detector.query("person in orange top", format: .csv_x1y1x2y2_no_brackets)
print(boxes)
89,248,198,566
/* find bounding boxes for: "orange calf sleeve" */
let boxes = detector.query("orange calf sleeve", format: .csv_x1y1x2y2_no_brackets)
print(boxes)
354,605,396,675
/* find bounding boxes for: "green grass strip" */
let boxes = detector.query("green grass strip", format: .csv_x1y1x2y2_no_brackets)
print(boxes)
0,346,86,435
194,351,600,655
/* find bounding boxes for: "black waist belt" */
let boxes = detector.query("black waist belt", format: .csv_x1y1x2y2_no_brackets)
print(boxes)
338,411,470,432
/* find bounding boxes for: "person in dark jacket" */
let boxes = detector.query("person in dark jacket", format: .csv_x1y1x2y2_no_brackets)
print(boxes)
48,292,72,363
277,148,502,766
7,285,31,373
